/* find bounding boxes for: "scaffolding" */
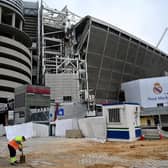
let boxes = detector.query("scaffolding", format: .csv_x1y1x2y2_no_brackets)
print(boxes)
40,2,89,103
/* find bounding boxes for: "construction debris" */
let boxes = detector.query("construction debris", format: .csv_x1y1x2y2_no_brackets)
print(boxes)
65,129,83,138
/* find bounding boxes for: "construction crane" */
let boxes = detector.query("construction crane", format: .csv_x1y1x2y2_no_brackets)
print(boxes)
156,27,168,48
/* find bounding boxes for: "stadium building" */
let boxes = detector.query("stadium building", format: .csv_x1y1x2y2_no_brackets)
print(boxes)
0,0,31,125
1,0,168,124
75,16,168,103
23,1,168,105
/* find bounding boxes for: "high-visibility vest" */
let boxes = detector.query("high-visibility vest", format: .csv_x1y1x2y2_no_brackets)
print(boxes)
8,136,23,150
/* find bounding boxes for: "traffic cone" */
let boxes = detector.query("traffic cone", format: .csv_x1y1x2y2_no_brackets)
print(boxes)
159,133,163,140
140,134,144,140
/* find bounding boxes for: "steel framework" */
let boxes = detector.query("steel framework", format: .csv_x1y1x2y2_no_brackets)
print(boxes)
41,1,89,103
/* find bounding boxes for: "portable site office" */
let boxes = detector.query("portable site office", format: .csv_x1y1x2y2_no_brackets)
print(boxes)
102,103,141,141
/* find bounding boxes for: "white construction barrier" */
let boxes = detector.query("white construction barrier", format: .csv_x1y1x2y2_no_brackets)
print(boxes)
78,117,106,140
55,118,79,137
0,124,5,136
33,123,49,137
5,122,49,140
5,122,33,140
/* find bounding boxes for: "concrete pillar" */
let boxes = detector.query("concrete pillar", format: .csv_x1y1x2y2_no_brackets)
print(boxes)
5,113,8,126
19,20,23,31
0,7,2,24
12,13,15,27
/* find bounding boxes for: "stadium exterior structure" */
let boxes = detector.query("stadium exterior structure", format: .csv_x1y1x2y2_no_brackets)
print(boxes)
0,0,31,124
0,0,168,123
75,16,168,103
23,1,168,108
23,1,39,85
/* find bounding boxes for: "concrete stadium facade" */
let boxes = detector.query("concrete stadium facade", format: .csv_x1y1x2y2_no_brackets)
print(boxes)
0,0,167,124
75,16,168,103
22,2,168,106
0,0,31,100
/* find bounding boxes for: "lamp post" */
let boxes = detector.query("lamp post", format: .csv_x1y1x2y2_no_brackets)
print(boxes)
158,106,162,129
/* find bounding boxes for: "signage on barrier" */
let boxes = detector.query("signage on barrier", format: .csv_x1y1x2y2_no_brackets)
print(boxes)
58,108,64,116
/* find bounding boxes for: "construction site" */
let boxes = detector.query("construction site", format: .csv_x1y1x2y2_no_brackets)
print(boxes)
0,137,168,168
1,0,168,167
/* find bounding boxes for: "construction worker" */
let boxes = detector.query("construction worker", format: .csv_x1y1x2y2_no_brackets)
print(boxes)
8,136,26,165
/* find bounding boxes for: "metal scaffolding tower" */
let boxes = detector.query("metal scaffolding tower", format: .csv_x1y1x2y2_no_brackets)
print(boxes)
40,2,89,103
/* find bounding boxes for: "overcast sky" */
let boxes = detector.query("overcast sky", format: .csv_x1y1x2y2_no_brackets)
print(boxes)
27,0,168,53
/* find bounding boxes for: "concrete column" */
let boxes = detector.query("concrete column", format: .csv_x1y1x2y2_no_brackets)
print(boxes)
5,113,8,126
19,20,23,31
0,7,2,24
12,13,16,27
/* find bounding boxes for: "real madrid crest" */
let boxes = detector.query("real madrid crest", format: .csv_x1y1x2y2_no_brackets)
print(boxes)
153,83,163,95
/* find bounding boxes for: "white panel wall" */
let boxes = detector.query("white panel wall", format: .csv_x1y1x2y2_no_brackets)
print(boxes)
5,122,49,140
33,123,49,137
139,77,168,107
45,74,80,102
5,122,33,140
55,118,79,137
57,102,87,119
78,117,106,140
122,76,168,108
121,79,141,104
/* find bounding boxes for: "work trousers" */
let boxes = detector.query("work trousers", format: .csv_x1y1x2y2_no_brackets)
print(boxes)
8,144,16,163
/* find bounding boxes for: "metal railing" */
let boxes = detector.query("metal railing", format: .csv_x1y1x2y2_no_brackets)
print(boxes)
141,106,168,116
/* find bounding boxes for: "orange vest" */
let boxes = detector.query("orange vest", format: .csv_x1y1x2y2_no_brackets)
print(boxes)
8,140,19,150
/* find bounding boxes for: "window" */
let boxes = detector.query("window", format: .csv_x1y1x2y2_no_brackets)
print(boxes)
147,119,151,126
157,103,163,107
108,108,120,122
19,111,25,118
136,107,138,112
63,96,72,102
15,94,25,108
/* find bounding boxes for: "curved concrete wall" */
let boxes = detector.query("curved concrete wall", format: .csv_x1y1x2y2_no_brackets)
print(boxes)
0,0,31,99
0,80,24,89
0,69,31,83
0,57,31,76
0,0,24,21
0,36,31,59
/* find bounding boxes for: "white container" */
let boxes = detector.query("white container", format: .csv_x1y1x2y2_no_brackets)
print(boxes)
102,103,141,141
122,76,168,108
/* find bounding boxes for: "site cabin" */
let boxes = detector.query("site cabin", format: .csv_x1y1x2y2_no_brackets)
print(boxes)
102,103,141,141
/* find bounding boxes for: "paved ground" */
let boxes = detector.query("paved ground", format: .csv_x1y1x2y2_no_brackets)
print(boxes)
0,137,168,168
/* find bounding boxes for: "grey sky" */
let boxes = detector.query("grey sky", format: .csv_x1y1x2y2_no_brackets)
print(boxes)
28,0,168,53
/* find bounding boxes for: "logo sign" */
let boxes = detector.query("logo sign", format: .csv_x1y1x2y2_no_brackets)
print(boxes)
49,113,53,118
58,108,64,116
153,83,163,95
